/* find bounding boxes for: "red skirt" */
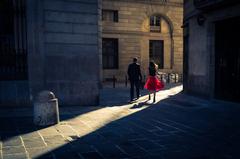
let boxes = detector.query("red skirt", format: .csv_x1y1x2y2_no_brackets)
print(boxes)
144,76,164,91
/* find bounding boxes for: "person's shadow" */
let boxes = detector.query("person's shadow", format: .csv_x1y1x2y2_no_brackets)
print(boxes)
130,99,155,109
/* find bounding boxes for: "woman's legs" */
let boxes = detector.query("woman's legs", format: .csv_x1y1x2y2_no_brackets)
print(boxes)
153,91,156,102
147,91,156,102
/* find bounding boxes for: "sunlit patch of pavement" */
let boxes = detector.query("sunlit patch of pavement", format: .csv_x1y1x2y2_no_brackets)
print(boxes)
1,84,240,159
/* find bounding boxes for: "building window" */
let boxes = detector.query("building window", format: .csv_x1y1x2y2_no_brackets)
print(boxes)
102,38,118,69
102,10,118,22
150,15,161,32
149,40,164,69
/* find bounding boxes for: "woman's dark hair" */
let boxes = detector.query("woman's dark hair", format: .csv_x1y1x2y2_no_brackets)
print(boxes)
149,61,157,76
149,61,156,69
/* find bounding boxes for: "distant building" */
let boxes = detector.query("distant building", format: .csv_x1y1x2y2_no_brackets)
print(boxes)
0,0,101,106
102,0,183,81
0,0,184,107
183,0,240,102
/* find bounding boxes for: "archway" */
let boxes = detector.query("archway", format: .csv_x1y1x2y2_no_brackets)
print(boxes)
141,13,174,74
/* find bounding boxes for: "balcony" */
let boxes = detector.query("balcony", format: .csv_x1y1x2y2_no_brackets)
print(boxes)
150,26,161,32
194,0,239,10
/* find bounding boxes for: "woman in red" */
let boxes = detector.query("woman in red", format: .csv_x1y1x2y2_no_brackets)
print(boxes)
144,61,164,102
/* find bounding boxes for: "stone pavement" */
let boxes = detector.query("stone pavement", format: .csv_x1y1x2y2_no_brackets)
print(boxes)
0,84,240,159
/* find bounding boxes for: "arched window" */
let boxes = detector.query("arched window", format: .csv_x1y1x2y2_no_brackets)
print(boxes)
150,15,161,32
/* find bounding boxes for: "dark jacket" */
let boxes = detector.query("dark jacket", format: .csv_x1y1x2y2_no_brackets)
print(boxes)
127,62,142,81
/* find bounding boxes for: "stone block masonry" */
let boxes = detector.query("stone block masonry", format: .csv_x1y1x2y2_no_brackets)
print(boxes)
27,0,101,106
102,0,183,82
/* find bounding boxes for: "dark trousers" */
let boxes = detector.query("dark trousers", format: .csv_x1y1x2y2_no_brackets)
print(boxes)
130,80,140,100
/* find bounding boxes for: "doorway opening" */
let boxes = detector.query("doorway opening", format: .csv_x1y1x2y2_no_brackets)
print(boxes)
215,17,240,102
149,40,164,69
0,0,29,106
0,0,28,80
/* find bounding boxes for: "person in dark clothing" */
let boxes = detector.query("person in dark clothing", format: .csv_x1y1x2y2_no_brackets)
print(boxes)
127,57,142,102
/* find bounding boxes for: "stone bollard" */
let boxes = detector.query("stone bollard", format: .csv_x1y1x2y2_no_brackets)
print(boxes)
33,91,60,126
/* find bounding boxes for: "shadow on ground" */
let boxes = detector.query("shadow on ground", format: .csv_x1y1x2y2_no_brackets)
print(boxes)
0,83,182,139
35,85,240,159
1,83,240,159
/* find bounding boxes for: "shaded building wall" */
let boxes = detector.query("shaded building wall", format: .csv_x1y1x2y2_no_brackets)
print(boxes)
27,0,101,106
102,0,183,81
183,0,240,97
187,13,209,96
0,0,29,106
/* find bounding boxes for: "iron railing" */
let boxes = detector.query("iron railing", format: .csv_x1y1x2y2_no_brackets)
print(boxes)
104,73,183,88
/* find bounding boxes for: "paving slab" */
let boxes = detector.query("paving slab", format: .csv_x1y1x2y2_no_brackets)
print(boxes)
71,143,95,153
43,135,68,146
2,137,23,147
132,139,163,151
38,127,60,137
93,143,128,159
21,132,42,139
79,151,104,159
26,147,50,159
2,153,28,159
117,142,148,157
54,125,78,136
22,137,46,148
2,146,26,155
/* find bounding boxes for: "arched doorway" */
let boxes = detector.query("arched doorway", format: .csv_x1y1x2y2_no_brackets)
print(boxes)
142,13,174,71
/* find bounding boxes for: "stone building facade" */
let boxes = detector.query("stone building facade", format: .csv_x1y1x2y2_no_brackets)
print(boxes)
102,0,183,81
183,0,240,102
0,0,101,106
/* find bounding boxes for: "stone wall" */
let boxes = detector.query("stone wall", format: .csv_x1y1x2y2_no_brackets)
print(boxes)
183,0,240,97
102,0,183,81
27,0,101,106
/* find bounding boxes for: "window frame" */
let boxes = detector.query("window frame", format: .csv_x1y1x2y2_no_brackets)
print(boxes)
150,15,162,32
102,9,118,22
102,38,119,69
149,40,164,69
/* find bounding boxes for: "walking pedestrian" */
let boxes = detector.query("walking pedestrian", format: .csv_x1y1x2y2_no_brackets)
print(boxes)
144,61,164,103
127,57,142,102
